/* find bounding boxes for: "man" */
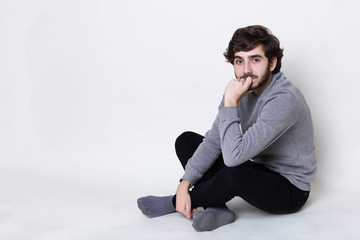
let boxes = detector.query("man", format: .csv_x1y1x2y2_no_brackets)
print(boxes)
137,25,317,232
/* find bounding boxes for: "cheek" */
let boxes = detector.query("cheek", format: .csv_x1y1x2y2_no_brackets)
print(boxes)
258,65,269,75
234,67,242,77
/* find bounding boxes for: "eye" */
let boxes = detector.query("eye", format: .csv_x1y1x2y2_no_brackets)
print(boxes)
253,58,260,63
235,60,243,64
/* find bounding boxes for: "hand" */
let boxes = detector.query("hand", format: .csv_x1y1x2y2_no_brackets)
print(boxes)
175,180,196,219
224,76,253,107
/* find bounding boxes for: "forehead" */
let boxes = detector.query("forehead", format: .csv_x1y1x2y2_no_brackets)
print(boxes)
234,45,265,58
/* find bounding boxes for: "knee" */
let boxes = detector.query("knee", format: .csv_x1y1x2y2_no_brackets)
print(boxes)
175,131,198,149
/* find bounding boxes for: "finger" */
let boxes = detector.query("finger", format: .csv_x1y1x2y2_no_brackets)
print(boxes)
179,207,187,218
191,208,197,215
185,205,191,219
245,76,253,87
246,76,253,83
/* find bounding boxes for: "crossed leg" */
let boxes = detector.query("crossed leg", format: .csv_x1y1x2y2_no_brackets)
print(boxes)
138,131,309,231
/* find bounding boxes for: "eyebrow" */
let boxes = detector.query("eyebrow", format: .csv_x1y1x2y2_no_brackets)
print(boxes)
234,54,264,59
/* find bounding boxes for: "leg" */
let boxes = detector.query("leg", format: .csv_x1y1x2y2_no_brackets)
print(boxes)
175,132,235,231
138,131,229,219
175,131,204,169
175,131,226,184
190,161,308,231
189,161,309,214
138,131,219,218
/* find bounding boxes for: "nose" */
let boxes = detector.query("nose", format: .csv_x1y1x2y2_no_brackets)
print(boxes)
243,61,252,74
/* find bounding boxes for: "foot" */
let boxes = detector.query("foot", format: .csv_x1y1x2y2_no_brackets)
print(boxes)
137,195,176,218
192,206,236,231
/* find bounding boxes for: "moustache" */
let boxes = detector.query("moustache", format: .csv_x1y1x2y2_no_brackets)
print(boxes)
240,74,257,79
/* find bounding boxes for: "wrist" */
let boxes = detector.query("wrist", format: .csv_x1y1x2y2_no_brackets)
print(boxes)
178,180,191,190
224,99,238,107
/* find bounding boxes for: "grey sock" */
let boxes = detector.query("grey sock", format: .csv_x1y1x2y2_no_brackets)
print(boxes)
137,195,176,218
192,206,236,232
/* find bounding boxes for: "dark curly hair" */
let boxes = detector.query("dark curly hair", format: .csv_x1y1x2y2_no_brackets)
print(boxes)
224,25,284,73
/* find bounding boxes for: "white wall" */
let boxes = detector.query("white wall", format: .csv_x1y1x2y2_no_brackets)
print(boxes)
1,0,360,197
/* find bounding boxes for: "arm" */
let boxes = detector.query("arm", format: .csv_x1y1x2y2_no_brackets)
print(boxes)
181,114,222,185
175,102,224,218
219,91,299,167
178,77,251,185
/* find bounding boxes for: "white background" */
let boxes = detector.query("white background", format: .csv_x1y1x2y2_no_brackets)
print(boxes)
1,0,360,239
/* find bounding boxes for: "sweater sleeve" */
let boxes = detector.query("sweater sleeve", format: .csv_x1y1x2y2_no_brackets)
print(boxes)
218,91,299,167
181,104,223,185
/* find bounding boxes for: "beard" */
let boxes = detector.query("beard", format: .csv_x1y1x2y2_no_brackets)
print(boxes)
236,63,272,91
249,66,271,91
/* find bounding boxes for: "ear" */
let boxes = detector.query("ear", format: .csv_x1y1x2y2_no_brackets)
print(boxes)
269,57,277,72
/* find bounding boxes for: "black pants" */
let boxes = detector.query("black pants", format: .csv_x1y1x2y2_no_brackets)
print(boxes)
174,131,309,214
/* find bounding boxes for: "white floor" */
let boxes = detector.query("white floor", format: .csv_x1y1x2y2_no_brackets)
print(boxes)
1,166,359,240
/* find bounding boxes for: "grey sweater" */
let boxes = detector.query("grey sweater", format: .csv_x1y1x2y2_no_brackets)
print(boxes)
182,72,317,191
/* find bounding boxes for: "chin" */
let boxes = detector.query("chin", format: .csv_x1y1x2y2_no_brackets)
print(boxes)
249,83,259,91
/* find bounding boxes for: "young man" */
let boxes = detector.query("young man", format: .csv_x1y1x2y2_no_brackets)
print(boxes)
137,25,317,231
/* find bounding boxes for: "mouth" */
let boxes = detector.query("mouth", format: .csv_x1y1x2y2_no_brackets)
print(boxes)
241,74,256,79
